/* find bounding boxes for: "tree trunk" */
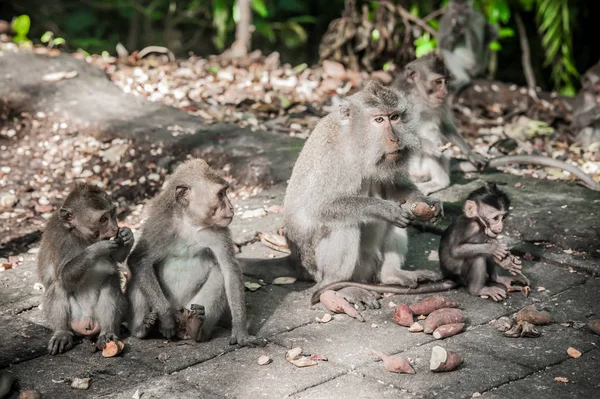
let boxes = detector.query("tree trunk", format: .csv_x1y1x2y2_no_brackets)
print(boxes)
230,0,252,57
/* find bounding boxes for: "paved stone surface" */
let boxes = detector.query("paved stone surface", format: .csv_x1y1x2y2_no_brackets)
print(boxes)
1,174,599,398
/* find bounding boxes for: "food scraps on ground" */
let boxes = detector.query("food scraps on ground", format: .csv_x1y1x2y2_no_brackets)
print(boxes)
70,377,91,390
371,350,415,374
424,308,466,334
515,305,552,325
430,346,463,372
433,323,465,339
393,304,414,327
408,322,424,333
316,313,332,323
18,390,42,399
503,320,541,338
554,377,569,383
285,347,327,368
258,355,272,365
567,347,582,358
319,290,365,322
102,340,125,357
409,295,460,316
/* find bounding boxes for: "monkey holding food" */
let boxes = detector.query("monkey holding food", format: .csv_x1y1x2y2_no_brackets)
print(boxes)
439,182,524,301
126,159,255,346
37,183,133,355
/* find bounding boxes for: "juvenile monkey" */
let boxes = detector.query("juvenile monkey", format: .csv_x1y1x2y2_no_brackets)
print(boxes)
37,182,132,355
439,183,521,301
438,0,497,93
283,80,446,309
572,61,600,147
126,159,254,345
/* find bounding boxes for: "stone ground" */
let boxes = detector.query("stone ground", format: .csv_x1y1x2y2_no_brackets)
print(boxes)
1,173,600,399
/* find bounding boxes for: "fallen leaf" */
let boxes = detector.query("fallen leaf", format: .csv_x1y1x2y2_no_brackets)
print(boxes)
537,286,546,292
244,282,262,291
71,377,91,390
259,232,290,254
272,276,296,285
285,347,318,368
383,292,395,297
567,347,582,358
1,263,11,271
258,355,272,365
554,377,569,383
316,313,332,323
42,71,78,82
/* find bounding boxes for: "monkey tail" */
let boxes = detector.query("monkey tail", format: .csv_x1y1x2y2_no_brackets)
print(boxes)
310,280,459,305
487,155,600,191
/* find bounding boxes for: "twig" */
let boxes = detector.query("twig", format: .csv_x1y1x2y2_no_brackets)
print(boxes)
396,4,438,38
423,8,445,23
514,13,539,102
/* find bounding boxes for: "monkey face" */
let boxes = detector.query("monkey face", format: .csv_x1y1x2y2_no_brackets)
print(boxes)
464,199,508,238
370,112,409,161
183,183,234,229
426,74,448,105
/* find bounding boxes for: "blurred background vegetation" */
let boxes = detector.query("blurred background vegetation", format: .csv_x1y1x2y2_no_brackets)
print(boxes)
1,0,598,95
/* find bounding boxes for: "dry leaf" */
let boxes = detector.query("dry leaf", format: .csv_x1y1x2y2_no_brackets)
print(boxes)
258,355,272,365
567,347,582,358
259,232,290,254
554,377,569,383
244,282,262,291
285,347,318,368
42,71,78,82
272,276,296,285
316,313,332,323
71,377,91,390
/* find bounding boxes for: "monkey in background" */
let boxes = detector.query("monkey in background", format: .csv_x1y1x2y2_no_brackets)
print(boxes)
572,61,600,147
394,53,487,195
37,182,132,355
439,183,522,301
126,159,255,345
283,80,447,309
438,0,497,93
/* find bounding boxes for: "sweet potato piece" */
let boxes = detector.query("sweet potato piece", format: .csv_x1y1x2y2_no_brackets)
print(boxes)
430,346,462,372
433,323,465,339
393,304,414,327
588,320,600,336
409,296,459,316
411,202,436,221
102,340,125,358
320,290,365,322
423,308,465,334
515,305,551,325
19,390,42,399
371,350,415,374
408,322,424,332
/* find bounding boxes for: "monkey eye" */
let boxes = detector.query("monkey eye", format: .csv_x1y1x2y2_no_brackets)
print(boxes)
374,116,384,123
390,114,399,121
99,215,108,223
493,215,501,222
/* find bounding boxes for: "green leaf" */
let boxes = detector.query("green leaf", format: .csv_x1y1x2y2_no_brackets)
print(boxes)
254,20,276,42
53,37,65,46
233,1,240,23
372,29,380,41
280,21,307,48
41,31,53,43
251,0,269,18
428,19,439,30
287,15,318,24
489,41,501,51
12,15,30,36
383,61,393,71
498,27,514,38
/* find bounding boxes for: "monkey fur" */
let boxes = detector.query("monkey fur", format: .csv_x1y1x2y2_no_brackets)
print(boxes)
37,182,132,355
283,80,444,310
126,159,255,346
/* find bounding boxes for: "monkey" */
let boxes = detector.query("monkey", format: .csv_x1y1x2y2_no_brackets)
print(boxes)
126,159,255,345
281,79,455,309
392,54,600,193
393,52,487,195
439,182,523,301
572,60,600,147
36,182,132,355
438,0,497,93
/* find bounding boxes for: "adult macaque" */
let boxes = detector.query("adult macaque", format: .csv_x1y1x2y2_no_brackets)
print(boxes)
572,61,600,147
438,0,497,92
394,53,487,195
126,159,254,345
439,183,522,301
283,80,448,309
37,183,132,355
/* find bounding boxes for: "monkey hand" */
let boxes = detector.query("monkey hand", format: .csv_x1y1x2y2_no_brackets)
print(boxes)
88,239,120,258
490,243,509,262
48,331,74,355
117,227,134,249
468,152,488,170
390,204,415,228
96,332,119,351
500,255,522,276
158,308,179,340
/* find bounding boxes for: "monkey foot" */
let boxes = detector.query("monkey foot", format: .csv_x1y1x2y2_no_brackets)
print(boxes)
477,286,507,302
143,312,158,328
494,276,519,290
337,287,381,310
48,331,74,355
95,333,119,351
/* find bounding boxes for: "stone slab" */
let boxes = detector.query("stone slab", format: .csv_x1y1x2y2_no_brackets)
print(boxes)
0,256,42,315
99,374,223,399
178,344,346,398
481,349,600,399
541,277,600,324
358,339,532,399
0,314,49,368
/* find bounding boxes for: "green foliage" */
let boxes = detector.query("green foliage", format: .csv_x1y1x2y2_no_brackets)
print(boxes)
11,15,31,45
535,0,578,95
415,33,436,58
41,31,66,47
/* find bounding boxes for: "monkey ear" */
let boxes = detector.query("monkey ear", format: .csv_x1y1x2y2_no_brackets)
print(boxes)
58,207,73,225
175,185,190,205
406,67,419,83
339,101,351,121
464,200,478,218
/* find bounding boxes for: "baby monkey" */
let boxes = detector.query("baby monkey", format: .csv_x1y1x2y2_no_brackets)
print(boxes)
37,182,132,355
439,183,522,301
